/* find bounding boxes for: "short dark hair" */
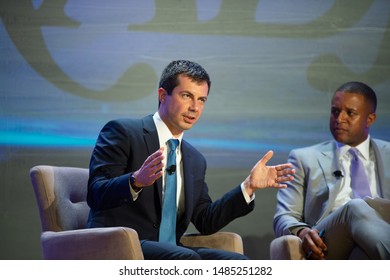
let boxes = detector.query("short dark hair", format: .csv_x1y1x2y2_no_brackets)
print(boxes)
335,81,377,112
159,60,211,95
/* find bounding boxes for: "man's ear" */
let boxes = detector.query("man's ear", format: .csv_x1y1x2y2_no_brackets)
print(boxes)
158,87,167,104
367,112,376,128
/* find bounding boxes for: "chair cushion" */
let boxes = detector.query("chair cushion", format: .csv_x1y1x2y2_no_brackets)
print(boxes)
54,167,90,230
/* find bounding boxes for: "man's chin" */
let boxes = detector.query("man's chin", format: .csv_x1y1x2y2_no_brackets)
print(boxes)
181,124,193,131
182,120,197,130
333,135,348,144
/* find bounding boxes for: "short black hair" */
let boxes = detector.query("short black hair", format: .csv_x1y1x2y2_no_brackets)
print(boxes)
335,81,377,112
159,60,211,95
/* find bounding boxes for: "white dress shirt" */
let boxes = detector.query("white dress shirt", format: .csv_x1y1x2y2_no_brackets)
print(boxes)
332,136,379,211
153,112,185,217
131,112,254,212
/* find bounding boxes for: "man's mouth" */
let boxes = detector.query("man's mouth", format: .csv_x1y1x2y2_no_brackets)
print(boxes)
183,114,196,123
334,126,348,133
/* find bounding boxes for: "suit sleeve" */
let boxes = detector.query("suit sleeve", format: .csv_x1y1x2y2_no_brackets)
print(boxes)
87,120,134,211
273,149,309,237
188,154,254,235
192,184,255,235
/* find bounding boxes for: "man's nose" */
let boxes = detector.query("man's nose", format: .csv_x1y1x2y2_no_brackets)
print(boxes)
189,101,199,112
336,111,347,122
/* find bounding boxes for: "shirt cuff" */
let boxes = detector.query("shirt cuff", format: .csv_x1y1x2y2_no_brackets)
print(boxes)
240,182,255,204
129,181,142,201
290,226,310,236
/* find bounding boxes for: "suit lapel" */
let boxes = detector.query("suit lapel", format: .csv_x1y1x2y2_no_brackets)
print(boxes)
316,141,342,221
181,141,194,222
141,115,163,203
372,139,390,199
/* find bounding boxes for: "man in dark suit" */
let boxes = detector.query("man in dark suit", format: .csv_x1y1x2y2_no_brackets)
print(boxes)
274,81,390,259
87,60,295,259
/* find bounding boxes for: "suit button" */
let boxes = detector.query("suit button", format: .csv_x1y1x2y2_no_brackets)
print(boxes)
153,223,159,229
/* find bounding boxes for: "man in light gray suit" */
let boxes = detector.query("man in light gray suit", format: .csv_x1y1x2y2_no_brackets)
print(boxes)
274,81,390,259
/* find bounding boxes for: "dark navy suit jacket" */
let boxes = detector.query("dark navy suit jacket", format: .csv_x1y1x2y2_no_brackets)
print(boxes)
87,115,254,243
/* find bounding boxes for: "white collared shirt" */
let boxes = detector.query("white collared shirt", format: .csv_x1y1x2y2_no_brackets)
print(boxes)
131,112,253,210
153,112,254,208
153,112,185,217
332,136,379,211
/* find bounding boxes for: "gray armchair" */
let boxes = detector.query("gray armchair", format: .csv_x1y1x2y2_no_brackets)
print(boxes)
270,236,305,260
270,234,369,260
30,165,244,259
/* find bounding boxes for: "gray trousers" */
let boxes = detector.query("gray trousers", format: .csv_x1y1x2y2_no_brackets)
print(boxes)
315,197,390,259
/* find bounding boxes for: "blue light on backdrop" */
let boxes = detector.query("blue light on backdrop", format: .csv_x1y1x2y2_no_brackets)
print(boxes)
1,0,389,161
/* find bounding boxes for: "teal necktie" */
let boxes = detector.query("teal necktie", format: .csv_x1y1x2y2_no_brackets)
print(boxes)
159,139,179,244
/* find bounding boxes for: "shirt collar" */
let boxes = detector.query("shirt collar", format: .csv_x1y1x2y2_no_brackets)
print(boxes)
153,112,183,147
336,135,371,160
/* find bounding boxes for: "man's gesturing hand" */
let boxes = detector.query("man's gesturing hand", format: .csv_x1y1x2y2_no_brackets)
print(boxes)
243,150,295,197
132,147,165,188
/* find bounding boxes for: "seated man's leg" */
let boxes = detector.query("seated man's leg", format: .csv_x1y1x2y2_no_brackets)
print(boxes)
141,241,249,260
141,240,202,260
190,247,250,260
364,196,390,223
316,199,390,259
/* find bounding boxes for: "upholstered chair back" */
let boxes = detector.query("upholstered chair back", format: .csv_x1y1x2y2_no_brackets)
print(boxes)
30,165,90,232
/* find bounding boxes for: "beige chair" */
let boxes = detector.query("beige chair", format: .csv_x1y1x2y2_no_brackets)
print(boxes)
30,165,244,259
270,236,305,260
270,234,367,260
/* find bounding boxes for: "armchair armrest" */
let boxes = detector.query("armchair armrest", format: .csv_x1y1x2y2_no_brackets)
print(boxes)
270,235,305,260
41,227,144,260
180,232,244,254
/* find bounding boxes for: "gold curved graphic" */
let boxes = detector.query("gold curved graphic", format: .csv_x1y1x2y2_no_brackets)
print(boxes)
307,15,390,92
1,0,387,97
129,0,374,39
0,0,156,101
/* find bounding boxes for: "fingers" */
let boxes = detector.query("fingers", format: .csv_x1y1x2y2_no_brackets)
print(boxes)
275,162,293,170
143,147,164,165
303,229,327,260
136,148,165,186
275,163,294,175
259,150,274,165
145,149,164,173
273,175,294,188
273,163,295,188
275,164,295,182
275,173,295,183
272,183,288,189
314,230,327,252
245,151,295,192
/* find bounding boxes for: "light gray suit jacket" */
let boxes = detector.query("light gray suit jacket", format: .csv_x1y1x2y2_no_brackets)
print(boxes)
273,138,390,237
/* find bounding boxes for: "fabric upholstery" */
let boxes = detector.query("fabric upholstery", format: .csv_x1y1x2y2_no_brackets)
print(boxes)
41,227,144,260
30,165,89,232
270,235,305,260
269,235,371,260
30,165,245,259
181,232,244,254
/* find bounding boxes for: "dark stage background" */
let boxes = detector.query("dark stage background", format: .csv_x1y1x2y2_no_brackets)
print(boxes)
1,0,389,259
